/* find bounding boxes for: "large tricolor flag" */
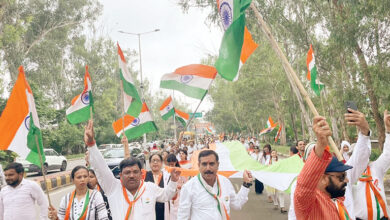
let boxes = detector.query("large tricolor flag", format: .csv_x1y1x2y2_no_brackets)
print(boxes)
174,109,189,127
159,96,175,120
118,43,142,117
259,116,277,135
306,44,324,96
0,66,45,167
166,141,303,191
112,103,157,140
215,0,258,81
66,65,93,124
160,64,217,100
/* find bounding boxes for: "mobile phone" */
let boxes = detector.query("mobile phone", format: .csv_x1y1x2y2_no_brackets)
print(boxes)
345,101,358,113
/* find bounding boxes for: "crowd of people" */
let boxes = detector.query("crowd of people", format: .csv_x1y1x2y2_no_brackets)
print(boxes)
0,108,390,220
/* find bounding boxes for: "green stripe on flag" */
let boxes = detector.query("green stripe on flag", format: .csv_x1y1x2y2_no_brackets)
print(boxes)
309,66,324,96
162,108,175,120
215,15,246,81
120,70,141,101
26,113,45,167
124,121,157,140
160,80,208,100
175,116,186,127
223,141,263,170
67,105,92,124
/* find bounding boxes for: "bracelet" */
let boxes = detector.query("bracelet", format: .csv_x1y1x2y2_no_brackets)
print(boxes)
86,140,96,147
243,182,252,188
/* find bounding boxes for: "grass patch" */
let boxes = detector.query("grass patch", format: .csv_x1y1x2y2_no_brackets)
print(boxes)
66,153,85,160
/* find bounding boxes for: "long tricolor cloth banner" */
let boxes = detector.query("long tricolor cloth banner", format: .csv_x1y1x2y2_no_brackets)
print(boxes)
174,109,189,127
306,44,324,96
159,96,175,120
112,102,157,140
0,66,46,167
118,43,142,117
66,65,93,124
166,141,303,191
160,64,217,100
215,0,258,81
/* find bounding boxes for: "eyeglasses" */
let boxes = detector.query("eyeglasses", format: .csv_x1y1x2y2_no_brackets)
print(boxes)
326,173,346,182
151,159,161,164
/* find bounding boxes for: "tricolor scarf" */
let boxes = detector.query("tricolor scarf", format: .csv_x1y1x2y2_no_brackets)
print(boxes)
197,174,230,220
359,166,388,220
64,190,90,220
333,199,351,220
122,180,146,220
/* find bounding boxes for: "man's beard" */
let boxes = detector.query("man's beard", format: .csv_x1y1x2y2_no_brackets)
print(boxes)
326,177,347,198
6,179,20,187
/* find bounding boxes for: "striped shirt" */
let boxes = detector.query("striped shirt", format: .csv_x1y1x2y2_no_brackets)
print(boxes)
294,149,343,219
58,189,108,220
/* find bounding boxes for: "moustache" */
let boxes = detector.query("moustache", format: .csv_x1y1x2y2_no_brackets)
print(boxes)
204,171,214,174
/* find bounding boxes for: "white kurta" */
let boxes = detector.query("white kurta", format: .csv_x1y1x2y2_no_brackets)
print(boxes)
289,132,371,220
353,133,390,219
0,179,49,220
177,174,249,220
89,145,177,220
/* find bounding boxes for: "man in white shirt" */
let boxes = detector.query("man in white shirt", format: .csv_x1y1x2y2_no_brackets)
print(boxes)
353,110,390,220
177,150,252,220
85,120,181,220
0,162,49,220
187,140,197,160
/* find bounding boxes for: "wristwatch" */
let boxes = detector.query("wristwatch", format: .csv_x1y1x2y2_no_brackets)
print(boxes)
243,182,252,188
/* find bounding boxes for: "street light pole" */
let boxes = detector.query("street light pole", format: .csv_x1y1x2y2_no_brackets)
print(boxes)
118,29,160,144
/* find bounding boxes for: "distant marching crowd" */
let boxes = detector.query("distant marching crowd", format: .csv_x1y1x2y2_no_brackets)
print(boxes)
0,108,390,220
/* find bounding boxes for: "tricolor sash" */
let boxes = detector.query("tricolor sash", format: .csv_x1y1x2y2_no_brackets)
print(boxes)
333,199,351,220
359,166,389,220
64,190,90,220
122,180,146,220
197,174,230,220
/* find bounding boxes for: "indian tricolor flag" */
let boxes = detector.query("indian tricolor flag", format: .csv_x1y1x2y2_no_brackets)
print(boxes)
160,64,217,100
274,125,282,143
166,141,304,191
174,109,189,127
260,116,277,135
0,66,45,167
66,65,93,124
159,96,174,120
112,103,157,140
215,0,258,81
306,44,324,96
118,43,142,117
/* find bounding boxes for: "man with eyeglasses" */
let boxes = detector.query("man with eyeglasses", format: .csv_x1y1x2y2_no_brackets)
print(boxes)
294,116,354,219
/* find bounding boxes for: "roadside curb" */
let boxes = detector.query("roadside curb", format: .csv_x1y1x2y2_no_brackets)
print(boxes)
32,172,72,191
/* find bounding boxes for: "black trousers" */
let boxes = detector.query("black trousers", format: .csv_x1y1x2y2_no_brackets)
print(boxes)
255,179,264,194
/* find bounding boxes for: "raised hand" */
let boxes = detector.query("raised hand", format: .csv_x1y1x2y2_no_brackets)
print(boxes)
345,109,370,136
84,120,95,147
170,167,182,182
313,116,332,157
384,110,390,133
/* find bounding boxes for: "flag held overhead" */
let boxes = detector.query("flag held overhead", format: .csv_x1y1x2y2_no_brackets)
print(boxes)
159,96,175,120
0,66,45,167
160,64,217,100
306,44,324,96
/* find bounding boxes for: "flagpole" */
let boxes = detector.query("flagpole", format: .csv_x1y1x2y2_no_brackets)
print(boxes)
250,2,342,160
35,135,52,206
120,82,130,158
172,90,177,140
89,106,93,121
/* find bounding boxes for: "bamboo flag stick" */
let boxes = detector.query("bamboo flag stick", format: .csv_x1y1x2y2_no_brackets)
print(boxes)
172,90,177,140
35,135,52,206
120,82,130,159
250,2,343,160
90,105,93,121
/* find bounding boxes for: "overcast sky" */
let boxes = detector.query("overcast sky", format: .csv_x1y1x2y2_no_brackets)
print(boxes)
97,0,223,112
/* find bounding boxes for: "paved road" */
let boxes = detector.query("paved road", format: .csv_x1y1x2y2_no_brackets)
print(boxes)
43,177,290,219
27,158,86,180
